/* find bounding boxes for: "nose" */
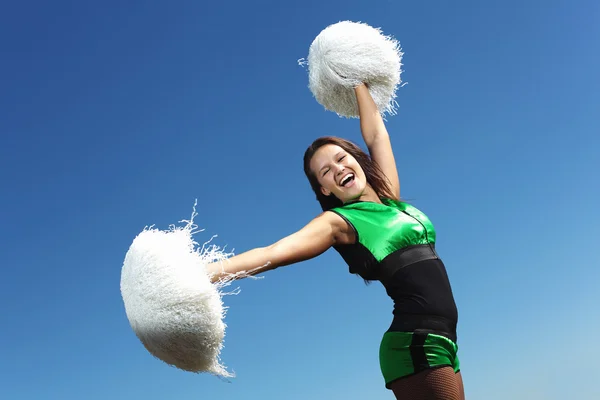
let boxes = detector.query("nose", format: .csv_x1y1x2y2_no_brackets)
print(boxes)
334,164,345,176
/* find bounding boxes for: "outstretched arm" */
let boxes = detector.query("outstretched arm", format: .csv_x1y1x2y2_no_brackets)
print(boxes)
206,211,350,283
354,83,400,199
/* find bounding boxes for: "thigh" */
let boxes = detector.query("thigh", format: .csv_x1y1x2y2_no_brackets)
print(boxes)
455,371,465,400
389,366,461,400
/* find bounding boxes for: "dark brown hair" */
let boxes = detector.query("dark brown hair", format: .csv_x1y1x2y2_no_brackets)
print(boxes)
303,136,397,211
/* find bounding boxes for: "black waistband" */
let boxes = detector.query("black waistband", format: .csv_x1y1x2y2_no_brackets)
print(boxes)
379,244,440,282
388,313,457,343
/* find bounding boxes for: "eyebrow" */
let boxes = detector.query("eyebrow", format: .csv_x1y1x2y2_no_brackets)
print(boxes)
319,151,343,172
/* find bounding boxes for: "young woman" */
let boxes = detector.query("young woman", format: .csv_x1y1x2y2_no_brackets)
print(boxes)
207,83,464,399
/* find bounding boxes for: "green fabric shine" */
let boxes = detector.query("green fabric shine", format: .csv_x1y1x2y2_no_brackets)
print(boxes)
331,198,436,262
379,331,460,385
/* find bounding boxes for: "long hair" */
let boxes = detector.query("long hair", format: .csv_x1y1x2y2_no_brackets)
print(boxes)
303,136,397,211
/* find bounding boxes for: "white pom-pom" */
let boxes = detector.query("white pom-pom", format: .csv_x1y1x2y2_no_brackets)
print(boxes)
120,202,236,377
300,21,404,118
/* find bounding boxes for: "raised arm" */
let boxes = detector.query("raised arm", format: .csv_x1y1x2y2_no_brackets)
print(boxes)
206,211,352,283
354,83,400,199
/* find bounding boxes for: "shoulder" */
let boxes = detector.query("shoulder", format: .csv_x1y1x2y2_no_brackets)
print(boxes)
314,209,349,230
398,201,423,214
316,209,356,246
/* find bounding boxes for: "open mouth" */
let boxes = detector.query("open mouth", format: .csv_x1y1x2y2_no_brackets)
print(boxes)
339,173,355,187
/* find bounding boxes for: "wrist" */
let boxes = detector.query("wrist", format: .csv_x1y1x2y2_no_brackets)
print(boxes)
354,82,369,93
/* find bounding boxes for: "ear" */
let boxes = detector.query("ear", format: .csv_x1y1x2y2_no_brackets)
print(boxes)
320,186,331,196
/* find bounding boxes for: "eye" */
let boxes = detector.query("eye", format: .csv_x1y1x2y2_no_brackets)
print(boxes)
338,155,346,162
322,168,330,177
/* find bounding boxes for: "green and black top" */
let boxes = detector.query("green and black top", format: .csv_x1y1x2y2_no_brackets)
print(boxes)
330,198,458,340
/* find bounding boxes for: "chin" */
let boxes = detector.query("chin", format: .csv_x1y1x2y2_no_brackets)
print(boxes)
352,182,366,195
335,181,365,202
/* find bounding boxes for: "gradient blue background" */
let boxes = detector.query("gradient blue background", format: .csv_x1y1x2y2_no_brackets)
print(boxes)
1,1,599,399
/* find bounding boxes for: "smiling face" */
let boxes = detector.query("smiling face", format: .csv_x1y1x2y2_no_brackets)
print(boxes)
309,144,368,203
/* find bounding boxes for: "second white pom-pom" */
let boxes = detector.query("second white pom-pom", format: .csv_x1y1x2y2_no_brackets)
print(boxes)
300,21,404,118
120,203,236,377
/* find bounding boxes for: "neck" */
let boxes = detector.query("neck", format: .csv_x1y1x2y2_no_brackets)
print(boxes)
346,185,382,204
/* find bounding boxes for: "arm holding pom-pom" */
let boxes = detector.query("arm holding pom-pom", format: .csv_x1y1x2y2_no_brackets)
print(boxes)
355,83,400,200
206,211,351,283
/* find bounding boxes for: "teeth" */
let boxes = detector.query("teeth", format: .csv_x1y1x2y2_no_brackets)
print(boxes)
340,173,354,186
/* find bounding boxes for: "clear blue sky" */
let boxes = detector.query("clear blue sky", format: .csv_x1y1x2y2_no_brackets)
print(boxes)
1,1,599,399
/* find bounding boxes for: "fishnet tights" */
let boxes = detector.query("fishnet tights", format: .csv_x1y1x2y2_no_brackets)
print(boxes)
389,367,465,400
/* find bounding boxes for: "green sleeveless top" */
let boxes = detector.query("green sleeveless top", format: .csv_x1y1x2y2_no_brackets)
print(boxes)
332,199,436,259
330,198,458,334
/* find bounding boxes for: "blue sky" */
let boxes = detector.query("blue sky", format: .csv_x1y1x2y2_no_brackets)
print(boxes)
1,0,599,399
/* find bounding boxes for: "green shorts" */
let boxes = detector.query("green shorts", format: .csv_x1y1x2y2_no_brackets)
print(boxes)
379,330,460,388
